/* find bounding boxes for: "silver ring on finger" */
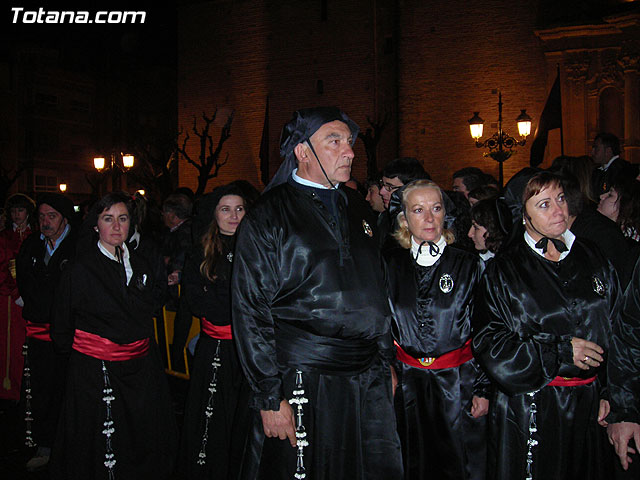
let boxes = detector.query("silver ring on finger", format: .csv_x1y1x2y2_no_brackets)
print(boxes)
583,355,589,363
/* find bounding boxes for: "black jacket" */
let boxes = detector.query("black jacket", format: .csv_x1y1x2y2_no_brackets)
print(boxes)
51,242,159,353
17,228,77,325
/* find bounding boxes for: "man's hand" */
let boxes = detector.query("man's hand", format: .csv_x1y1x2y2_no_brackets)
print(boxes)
608,422,640,471
260,399,297,447
598,399,610,427
471,396,489,418
390,366,398,397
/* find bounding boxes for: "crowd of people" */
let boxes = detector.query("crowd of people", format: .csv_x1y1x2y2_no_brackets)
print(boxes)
0,108,639,480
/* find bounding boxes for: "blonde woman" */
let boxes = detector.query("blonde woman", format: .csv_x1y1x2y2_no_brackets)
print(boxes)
386,179,489,480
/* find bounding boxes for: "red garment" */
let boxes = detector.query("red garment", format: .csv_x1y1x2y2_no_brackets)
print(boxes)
0,226,32,400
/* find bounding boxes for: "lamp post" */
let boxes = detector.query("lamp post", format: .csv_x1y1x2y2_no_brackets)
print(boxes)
58,183,67,193
468,91,532,189
93,153,135,193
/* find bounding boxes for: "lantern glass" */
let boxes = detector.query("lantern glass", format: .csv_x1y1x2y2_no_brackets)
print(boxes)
94,157,106,171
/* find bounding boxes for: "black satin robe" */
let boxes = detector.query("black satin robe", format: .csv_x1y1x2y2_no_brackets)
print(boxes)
386,245,488,480
472,238,621,480
231,180,403,479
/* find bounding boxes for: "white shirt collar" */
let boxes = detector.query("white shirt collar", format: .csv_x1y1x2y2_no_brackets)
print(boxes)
97,241,133,284
292,168,339,190
601,154,620,171
479,251,495,262
411,235,447,267
524,229,575,261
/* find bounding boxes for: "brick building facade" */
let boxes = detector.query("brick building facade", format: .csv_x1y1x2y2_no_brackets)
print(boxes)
178,0,639,193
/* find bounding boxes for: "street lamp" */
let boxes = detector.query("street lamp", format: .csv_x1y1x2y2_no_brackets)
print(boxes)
59,183,67,193
469,91,532,189
93,153,135,192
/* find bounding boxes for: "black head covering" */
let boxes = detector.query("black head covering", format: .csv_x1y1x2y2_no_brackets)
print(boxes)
5,193,35,212
37,193,75,221
264,107,359,192
191,184,248,242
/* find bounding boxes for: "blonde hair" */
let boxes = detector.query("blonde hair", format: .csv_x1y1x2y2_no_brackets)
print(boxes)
392,179,455,249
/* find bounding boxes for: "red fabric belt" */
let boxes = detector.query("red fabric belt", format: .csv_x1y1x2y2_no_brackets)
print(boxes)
25,321,51,342
396,339,473,370
201,317,232,340
548,375,597,387
72,329,149,361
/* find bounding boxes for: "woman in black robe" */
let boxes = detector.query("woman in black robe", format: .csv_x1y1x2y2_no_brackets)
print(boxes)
386,179,489,480
50,192,177,480
472,171,622,480
179,183,251,479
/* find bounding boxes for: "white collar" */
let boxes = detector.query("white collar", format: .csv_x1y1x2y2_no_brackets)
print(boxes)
479,251,495,262
292,168,339,190
524,229,575,261
411,235,447,267
601,155,620,171
98,240,130,262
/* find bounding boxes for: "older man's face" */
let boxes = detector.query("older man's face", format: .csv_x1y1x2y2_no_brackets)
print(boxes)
38,203,67,241
298,120,354,187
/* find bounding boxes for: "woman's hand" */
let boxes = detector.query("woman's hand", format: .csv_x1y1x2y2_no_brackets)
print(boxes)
471,396,489,418
571,337,604,370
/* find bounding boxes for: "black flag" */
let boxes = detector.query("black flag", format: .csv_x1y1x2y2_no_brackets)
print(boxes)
259,96,270,186
530,72,562,167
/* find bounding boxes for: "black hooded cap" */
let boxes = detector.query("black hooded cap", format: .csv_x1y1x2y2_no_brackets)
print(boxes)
264,106,359,192
37,193,75,221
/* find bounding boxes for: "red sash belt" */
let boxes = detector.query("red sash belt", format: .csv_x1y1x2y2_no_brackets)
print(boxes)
396,339,473,370
548,375,597,387
25,321,51,341
72,329,149,361
201,317,232,340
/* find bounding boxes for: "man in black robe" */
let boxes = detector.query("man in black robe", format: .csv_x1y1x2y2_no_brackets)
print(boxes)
16,193,76,471
232,107,403,479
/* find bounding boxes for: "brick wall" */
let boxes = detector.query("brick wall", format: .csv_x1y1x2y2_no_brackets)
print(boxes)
178,0,555,193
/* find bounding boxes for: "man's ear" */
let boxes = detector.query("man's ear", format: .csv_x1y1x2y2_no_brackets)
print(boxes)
294,143,309,164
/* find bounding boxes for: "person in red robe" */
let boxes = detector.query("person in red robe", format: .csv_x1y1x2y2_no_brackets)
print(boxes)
0,193,35,401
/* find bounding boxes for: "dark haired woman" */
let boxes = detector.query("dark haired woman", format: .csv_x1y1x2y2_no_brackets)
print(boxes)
598,170,640,243
0,193,35,401
386,179,489,480
468,197,512,264
473,171,621,480
179,184,250,480
51,192,177,479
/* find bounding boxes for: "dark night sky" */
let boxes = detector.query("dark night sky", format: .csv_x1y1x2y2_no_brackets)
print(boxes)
2,2,177,72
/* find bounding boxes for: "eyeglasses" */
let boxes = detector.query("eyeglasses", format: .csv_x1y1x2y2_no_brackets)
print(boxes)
378,181,402,192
